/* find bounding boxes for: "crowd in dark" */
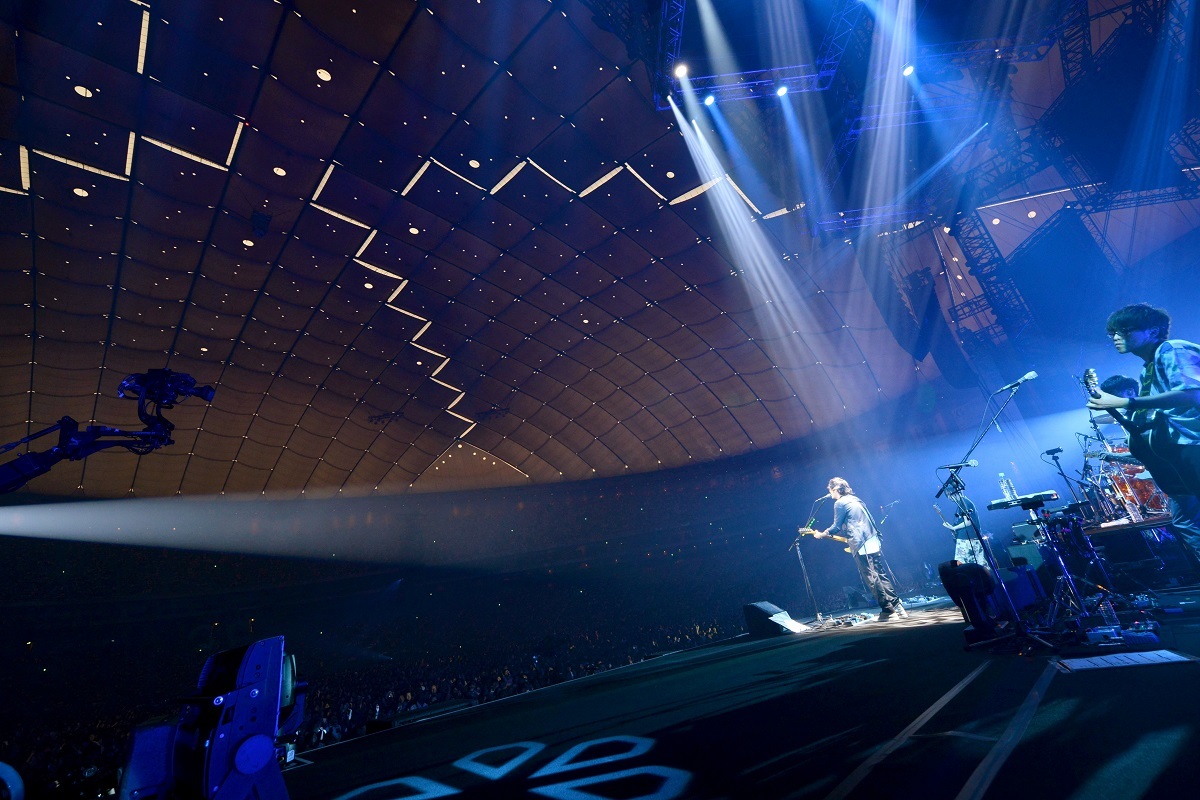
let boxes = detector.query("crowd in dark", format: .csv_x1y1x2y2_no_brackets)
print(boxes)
1,527,932,800
0,615,742,799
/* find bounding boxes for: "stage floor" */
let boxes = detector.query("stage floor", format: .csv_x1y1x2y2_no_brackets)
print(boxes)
284,599,1200,799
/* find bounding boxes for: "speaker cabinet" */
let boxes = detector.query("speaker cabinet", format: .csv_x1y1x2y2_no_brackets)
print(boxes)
743,601,811,637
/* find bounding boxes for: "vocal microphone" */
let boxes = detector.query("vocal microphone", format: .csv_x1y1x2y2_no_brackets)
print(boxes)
938,459,979,470
992,370,1038,394
882,500,900,508
816,492,832,501
1044,447,1063,456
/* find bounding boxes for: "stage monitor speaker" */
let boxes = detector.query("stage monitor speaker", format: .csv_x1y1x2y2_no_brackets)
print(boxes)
743,601,811,637
938,561,998,642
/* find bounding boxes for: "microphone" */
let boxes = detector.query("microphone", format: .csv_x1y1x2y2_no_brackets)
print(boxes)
938,459,979,470
816,492,832,501
1044,447,1063,456
993,370,1038,394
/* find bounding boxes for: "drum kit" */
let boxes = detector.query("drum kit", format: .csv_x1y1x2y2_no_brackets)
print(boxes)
1077,411,1170,524
970,409,1175,644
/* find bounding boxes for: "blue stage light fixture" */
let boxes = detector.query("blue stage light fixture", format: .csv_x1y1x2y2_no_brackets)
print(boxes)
902,64,915,77
776,85,788,97
704,95,715,106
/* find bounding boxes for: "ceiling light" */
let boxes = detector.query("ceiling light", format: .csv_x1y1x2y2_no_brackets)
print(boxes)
363,282,373,290
408,227,419,235
73,188,89,197
468,159,480,168
74,86,93,98
1027,210,1037,218
902,64,915,77
703,95,714,106
242,239,255,246
776,86,787,96
991,218,1000,225
673,63,687,78
273,167,287,176
316,68,332,81
200,347,208,353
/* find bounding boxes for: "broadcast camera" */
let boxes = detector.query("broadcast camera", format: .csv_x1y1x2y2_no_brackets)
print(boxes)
119,636,306,800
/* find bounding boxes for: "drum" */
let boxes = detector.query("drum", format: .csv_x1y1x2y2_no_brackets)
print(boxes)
1120,464,1170,513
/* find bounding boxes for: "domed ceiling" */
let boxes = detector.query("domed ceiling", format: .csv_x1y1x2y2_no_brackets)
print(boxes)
1,0,1197,499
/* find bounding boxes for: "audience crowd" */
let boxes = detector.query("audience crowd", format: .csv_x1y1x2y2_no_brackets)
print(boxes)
0,615,742,799
2,544,919,800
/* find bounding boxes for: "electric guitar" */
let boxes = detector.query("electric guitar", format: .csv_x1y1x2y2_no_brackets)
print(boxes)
1082,368,1197,495
796,527,852,553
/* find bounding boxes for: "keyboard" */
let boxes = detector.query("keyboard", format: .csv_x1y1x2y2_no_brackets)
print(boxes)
986,490,1058,511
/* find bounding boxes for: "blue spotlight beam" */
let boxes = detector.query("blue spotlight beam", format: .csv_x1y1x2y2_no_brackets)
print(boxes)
655,0,867,107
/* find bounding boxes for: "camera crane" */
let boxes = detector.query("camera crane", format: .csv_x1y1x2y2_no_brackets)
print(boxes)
0,369,215,494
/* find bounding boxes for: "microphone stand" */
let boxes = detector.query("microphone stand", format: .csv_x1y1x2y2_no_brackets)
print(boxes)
935,383,1053,651
790,497,829,622
1047,451,1083,507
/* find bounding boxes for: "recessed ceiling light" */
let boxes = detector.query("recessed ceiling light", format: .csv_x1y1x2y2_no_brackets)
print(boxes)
408,227,419,235
666,171,675,179
1027,210,1037,218
200,347,209,352
73,188,89,197
363,282,373,290
74,86,93,98
242,239,255,246
991,218,1000,225
316,68,332,81
273,166,287,176
468,159,480,168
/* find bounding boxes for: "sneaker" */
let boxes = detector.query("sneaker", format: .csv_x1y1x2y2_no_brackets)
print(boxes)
876,610,895,622
894,605,909,619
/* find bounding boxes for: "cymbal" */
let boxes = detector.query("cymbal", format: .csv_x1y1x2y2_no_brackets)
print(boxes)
1100,452,1142,466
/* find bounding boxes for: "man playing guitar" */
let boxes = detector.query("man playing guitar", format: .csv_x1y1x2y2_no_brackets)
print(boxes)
807,477,906,621
1086,303,1200,572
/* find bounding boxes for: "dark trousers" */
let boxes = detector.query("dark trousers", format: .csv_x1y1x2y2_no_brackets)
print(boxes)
1167,444,1200,574
855,551,900,611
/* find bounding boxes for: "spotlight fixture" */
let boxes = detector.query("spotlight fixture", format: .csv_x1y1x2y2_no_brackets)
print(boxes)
704,95,715,106
674,63,688,79
776,86,788,97
902,64,915,77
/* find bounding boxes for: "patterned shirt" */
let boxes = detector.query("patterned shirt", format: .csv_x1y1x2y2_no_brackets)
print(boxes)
1137,339,1200,445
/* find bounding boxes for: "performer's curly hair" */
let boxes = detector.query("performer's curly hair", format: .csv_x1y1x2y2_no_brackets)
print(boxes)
827,477,853,496
1106,303,1170,340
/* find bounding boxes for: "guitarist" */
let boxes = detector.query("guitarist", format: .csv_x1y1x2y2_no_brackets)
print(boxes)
1086,303,1200,570
811,477,907,620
